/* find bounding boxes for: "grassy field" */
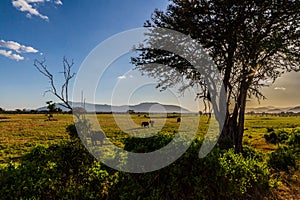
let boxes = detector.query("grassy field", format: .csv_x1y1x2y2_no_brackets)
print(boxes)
1,113,300,199
0,114,73,163
244,115,300,152
1,113,300,164
0,113,210,163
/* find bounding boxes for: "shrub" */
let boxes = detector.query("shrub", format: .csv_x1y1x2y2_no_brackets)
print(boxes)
242,146,265,162
0,140,119,199
277,130,289,142
266,127,274,133
268,146,297,172
286,129,300,147
123,133,174,153
111,137,270,200
0,124,271,199
264,132,278,144
218,149,269,198
264,129,289,144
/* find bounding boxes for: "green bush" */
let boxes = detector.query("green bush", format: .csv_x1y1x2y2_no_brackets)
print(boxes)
111,137,270,200
268,146,297,172
264,129,289,144
123,133,173,153
242,146,265,162
286,129,300,147
266,127,274,133
0,140,119,199
0,124,272,199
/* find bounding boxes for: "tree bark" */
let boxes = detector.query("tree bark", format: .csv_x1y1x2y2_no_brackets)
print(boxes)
235,86,247,153
218,80,248,153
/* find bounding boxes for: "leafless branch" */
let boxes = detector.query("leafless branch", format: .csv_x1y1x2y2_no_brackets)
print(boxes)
34,57,75,111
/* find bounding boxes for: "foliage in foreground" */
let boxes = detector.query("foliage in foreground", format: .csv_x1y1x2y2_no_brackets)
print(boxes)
0,140,119,200
0,126,272,199
266,129,300,172
112,136,270,200
268,146,297,172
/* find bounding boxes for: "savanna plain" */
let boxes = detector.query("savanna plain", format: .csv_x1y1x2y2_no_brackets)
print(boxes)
1,113,300,199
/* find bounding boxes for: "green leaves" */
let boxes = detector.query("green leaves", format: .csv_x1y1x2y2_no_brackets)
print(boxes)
0,141,118,199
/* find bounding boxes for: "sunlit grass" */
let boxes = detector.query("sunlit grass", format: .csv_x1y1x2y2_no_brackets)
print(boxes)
0,114,73,163
243,115,300,153
1,113,300,164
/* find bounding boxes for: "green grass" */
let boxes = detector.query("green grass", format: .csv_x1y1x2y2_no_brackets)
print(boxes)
1,113,300,164
243,115,300,152
1,113,300,199
0,114,73,163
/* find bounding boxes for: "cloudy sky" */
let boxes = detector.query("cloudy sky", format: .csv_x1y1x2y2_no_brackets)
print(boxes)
0,0,299,111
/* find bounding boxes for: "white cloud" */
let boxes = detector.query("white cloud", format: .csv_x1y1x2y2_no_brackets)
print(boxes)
26,0,44,3
0,50,12,57
117,75,127,80
11,53,25,61
0,40,39,53
274,87,286,91
0,50,24,61
0,39,39,61
117,75,134,80
12,0,63,20
12,0,49,20
55,0,62,5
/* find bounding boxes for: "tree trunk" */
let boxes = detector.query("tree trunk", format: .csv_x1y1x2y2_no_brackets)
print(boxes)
218,83,248,154
235,86,247,153
219,109,238,150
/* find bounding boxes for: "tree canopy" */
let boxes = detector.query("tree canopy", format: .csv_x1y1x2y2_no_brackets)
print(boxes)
132,0,300,153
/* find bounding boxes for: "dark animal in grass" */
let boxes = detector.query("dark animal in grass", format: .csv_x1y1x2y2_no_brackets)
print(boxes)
177,117,181,122
149,120,154,127
91,131,105,146
141,121,149,128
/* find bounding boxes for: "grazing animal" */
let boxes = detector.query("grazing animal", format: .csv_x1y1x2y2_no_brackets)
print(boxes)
177,117,181,122
91,131,105,146
141,121,149,128
149,120,154,127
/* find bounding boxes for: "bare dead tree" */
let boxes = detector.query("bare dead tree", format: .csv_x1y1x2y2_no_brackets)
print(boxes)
34,57,75,111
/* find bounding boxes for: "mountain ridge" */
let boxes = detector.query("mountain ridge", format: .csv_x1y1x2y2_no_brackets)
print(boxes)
37,102,191,113
37,102,300,113
246,105,300,113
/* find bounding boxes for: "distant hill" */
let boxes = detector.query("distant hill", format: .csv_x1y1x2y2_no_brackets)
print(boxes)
288,106,300,113
37,102,191,113
246,105,300,113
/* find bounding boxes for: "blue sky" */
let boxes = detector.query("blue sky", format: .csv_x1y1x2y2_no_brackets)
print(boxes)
0,0,299,111
0,0,178,110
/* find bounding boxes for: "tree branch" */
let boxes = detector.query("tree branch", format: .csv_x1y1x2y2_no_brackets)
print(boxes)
34,57,75,111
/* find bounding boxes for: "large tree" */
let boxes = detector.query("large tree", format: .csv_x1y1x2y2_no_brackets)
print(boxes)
132,0,300,153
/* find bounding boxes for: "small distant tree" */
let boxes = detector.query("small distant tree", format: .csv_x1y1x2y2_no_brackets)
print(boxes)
57,107,63,113
15,109,22,114
127,109,135,114
46,101,56,121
